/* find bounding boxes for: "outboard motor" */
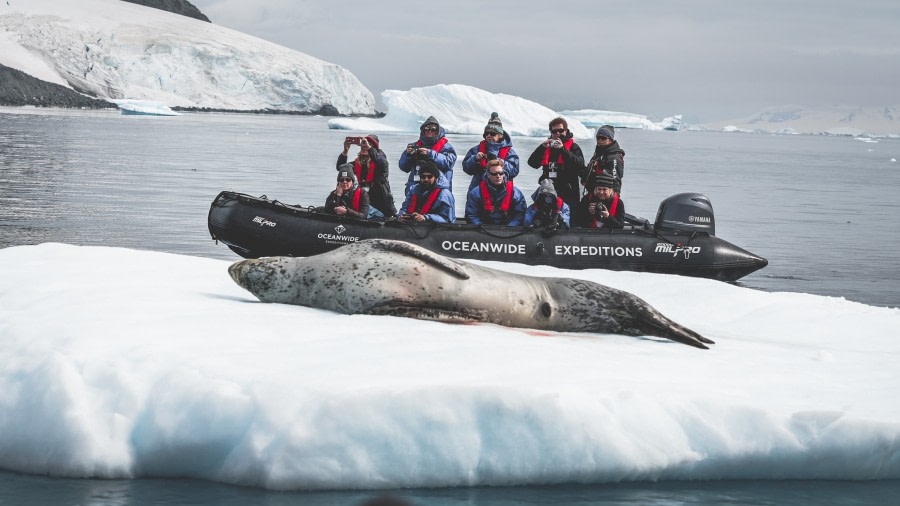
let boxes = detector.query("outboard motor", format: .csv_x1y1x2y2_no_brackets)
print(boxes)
654,193,716,236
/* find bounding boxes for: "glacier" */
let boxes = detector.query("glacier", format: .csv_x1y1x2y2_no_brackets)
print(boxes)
0,243,898,490
328,84,594,138
0,0,375,115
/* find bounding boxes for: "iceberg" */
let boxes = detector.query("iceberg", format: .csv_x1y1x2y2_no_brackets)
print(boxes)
112,99,179,116
561,109,683,131
1,243,899,489
0,0,375,115
328,84,593,138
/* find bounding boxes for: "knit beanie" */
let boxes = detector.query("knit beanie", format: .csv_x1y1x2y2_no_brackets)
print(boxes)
596,126,615,140
417,158,439,178
484,112,504,135
337,163,358,185
590,173,617,190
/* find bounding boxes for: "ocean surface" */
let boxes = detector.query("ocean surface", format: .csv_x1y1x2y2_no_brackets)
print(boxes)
1,107,899,505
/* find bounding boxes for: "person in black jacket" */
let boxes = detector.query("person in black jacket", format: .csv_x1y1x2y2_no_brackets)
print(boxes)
337,134,397,217
583,125,625,195
321,164,370,220
527,117,585,210
575,173,624,229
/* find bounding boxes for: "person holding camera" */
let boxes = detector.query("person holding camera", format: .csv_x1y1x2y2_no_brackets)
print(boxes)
524,179,570,230
582,125,625,195
337,134,397,218
464,159,526,226
526,117,585,211
398,159,456,224
462,112,520,190
399,116,457,196
576,173,624,229
321,164,370,220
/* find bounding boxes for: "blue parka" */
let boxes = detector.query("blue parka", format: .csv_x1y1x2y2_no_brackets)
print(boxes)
398,171,456,224
399,122,457,195
461,131,520,190
464,174,526,226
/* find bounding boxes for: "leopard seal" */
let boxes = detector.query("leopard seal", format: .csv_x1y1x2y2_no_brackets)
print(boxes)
227,239,714,349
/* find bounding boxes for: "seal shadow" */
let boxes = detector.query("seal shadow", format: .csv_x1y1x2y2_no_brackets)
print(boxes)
201,292,260,303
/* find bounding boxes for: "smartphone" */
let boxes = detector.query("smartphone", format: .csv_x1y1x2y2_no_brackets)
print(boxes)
345,136,364,145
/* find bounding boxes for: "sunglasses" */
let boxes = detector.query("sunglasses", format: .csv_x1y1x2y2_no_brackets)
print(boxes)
550,128,566,134
596,136,610,141
422,126,438,132
483,132,500,138
488,171,505,176
338,178,353,182
419,173,436,179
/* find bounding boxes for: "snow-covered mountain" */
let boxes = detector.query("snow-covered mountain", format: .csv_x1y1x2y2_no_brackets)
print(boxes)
699,105,900,137
0,0,375,114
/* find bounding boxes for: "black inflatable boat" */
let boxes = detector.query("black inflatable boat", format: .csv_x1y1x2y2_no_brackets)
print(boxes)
208,191,767,281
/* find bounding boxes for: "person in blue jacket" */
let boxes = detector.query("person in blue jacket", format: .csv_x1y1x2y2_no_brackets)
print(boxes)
399,116,457,195
461,112,520,190
465,159,526,226
525,179,570,230
398,159,456,224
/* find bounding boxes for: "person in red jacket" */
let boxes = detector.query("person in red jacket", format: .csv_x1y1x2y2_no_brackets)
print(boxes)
321,164,370,220
576,173,624,229
527,117,585,210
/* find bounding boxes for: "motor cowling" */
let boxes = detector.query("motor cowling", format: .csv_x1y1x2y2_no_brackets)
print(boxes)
654,193,715,236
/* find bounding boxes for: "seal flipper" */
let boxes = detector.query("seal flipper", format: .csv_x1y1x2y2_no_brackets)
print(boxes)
363,239,470,280
634,309,713,349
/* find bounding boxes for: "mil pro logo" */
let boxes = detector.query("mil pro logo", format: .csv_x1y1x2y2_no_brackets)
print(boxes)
252,216,276,227
334,224,346,234
655,242,701,259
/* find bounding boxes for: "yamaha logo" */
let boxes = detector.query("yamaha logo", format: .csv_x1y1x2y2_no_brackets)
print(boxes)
334,225,346,234
688,216,711,223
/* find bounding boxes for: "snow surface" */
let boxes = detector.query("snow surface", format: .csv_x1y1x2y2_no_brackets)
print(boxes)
0,0,375,114
1,243,898,490
328,84,593,138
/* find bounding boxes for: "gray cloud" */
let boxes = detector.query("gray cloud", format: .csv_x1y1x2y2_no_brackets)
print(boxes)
190,0,900,122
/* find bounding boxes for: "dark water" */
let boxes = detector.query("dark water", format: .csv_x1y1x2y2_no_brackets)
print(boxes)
1,108,899,504
2,108,898,306
2,471,899,505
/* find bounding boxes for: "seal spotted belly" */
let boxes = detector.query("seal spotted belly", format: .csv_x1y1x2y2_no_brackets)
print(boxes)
227,239,714,349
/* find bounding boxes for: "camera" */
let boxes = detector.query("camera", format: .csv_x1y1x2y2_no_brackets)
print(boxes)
550,139,563,149
541,194,555,207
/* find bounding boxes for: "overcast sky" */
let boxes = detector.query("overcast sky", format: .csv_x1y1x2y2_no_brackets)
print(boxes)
190,0,899,122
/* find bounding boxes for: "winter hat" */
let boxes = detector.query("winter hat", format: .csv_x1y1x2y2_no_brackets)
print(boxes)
535,179,559,208
590,173,617,190
337,163,358,184
420,116,440,131
364,134,379,149
536,179,557,199
417,158,439,178
596,126,615,140
484,112,504,135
